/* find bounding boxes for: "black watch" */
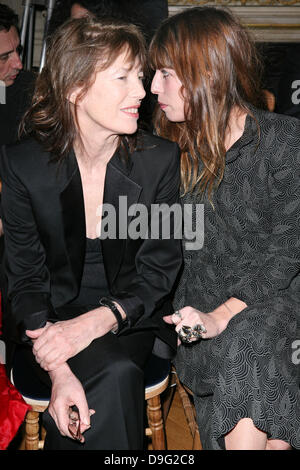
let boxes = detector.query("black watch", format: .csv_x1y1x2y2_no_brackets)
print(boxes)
99,297,127,334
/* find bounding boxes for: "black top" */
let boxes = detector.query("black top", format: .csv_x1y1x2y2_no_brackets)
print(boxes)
0,130,181,362
69,237,110,307
174,106,300,313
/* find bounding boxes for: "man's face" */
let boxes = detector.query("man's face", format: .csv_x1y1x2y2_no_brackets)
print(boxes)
0,26,22,86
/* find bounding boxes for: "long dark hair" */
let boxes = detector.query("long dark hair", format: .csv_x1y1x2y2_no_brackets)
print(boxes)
21,17,148,162
150,7,267,199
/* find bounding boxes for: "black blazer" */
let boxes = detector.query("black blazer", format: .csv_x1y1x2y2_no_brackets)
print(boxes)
0,131,182,366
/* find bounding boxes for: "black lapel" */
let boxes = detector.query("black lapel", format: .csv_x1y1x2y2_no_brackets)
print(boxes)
58,145,142,291
101,149,142,287
59,150,86,286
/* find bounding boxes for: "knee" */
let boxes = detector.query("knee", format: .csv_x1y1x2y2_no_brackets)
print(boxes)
110,356,144,387
266,439,292,450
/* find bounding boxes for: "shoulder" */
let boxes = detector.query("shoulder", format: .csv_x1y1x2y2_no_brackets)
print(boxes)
251,108,300,177
1,137,47,163
8,71,36,99
253,107,300,144
0,138,51,181
134,130,180,167
17,70,37,88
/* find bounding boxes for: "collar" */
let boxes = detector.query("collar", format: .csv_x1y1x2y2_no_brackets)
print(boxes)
58,136,135,192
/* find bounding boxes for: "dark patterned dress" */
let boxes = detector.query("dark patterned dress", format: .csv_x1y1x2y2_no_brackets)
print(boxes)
173,107,300,449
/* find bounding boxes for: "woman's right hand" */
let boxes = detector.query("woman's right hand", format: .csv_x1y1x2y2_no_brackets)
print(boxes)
48,363,95,442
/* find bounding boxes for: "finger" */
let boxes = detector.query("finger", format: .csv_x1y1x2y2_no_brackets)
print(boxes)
175,322,185,334
26,328,46,339
163,315,174,324
79,402,91,430
41,357,66,372
56,409,73,438
36,346,62,366
32,327,56,352
48,406,68,438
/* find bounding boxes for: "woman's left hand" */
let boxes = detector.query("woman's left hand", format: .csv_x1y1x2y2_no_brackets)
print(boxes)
26,314,97,371
26,305,121,371
163,306,226,345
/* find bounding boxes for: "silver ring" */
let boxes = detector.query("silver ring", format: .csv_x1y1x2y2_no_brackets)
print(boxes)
193,323,207,335
178,325,193,343
178,323,207,343
172,310,182,324
173,310,182,319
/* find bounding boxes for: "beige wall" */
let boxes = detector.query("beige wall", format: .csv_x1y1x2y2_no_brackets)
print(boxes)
2,0,44,67
2,1,23,20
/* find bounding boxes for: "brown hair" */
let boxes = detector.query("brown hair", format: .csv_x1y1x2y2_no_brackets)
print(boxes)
150,7,266,199
21,16,148,161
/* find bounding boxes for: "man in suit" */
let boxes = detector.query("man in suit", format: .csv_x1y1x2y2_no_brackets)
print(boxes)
0,3,35,145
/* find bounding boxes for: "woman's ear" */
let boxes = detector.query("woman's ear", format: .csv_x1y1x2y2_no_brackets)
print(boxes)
67,86,82,105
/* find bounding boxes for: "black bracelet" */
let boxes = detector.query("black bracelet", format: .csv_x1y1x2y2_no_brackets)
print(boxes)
99,297,126,334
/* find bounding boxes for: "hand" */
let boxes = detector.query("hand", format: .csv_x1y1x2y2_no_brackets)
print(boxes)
26,314,98,371
26,305,123,371
164,306,225,344
48,363,95,442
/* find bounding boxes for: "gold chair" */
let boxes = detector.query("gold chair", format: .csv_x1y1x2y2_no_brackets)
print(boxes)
12,353,173,450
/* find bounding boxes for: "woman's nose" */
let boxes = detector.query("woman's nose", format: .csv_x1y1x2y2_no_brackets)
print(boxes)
151,71,162,95
132,78,146,100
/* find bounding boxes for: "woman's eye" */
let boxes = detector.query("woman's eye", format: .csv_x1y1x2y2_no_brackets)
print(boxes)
118,76,127,80
162,71,170,79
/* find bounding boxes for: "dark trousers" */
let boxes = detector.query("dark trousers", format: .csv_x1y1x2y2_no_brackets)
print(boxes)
19,328,155,450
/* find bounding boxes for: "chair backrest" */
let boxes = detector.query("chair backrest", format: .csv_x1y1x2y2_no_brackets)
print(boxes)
263,89,276,112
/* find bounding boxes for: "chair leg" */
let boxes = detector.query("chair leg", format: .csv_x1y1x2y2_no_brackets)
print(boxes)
147,395,166,450
25,410,40,450
40,425,47,449
175,374,202,450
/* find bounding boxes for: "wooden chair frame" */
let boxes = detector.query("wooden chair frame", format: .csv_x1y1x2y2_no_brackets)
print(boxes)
19,371,174,450
174,371,202,450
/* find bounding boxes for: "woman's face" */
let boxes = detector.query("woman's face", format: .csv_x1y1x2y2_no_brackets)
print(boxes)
151,68,186,122
73,50,146,139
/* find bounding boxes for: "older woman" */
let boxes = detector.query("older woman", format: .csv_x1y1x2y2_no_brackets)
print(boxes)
150,7,300,450
0,17,181,449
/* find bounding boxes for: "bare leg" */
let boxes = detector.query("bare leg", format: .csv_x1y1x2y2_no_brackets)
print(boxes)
266,440,292,450
225,418,292,450
225,418,267,450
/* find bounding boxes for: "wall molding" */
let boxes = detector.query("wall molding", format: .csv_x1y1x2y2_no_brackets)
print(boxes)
168,3,300,41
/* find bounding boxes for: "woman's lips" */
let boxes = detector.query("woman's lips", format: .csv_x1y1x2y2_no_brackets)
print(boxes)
158,102,168,110
121,106,140,118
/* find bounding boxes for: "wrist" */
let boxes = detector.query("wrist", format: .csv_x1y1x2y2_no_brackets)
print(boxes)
83,307,117,339
49,363,71,384
99,297,128,334
209,309,229,333
210,297,247,328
